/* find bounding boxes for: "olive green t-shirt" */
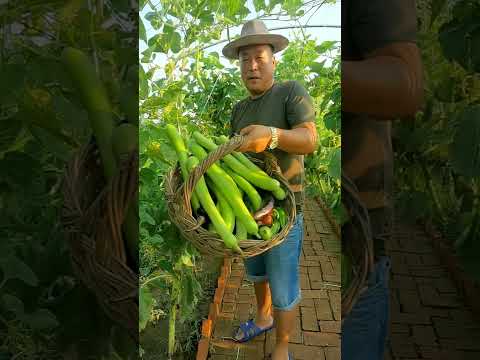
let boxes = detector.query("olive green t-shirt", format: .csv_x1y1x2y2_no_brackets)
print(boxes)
230,80,316,210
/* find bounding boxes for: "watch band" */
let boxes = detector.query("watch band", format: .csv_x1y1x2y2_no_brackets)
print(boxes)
269,127,279,150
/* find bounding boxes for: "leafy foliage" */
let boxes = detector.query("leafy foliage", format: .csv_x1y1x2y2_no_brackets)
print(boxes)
394,0,480,281
0,1,137,358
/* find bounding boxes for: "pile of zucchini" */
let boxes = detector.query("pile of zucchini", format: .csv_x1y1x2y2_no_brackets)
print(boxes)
166,124,289,255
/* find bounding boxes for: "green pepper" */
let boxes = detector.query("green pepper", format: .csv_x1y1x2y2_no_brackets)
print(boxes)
259,226,272,240
270,220,280,236
276,208,287,228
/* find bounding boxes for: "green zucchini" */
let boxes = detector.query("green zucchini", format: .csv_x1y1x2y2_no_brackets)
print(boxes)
165,124,200,211
189,141,259,236
112,123,138,161
272,186,287,200
235,218,247,240
193,131,281,192
216,135,268,176
221,164,262,212
61,47,115,179
206,178,235,233
186,156,242,254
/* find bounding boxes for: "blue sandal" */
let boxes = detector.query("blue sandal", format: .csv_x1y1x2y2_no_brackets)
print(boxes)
233,319,274,343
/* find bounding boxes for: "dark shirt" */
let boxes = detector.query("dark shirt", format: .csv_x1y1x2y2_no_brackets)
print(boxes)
230,80,316,209
342,0,417,210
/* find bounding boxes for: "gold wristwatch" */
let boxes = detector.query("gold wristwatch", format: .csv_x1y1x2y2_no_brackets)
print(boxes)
268,127,278,150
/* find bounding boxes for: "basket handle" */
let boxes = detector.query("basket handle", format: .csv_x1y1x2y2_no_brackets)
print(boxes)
182,135,246,211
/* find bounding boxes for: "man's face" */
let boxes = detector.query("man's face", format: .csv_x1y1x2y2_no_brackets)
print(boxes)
238,44,276,96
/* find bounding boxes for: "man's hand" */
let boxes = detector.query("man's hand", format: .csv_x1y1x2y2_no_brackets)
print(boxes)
237,125,272,153
237,122,317,155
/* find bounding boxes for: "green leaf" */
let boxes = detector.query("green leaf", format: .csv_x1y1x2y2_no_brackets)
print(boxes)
315,41,337,54
169,32,181,54
324,111,340,132
438,22,467,66
327,148,340,180
430,0,448,27
24,309,59,330
451,105,480,177
0,256,38,287
140,18,147,42
139,66,148,99
180,254,194,267
310,61,326,74
139,286,154,331
2,294,24,315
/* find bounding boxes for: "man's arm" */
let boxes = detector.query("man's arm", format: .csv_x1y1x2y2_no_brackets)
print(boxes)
342,42,424,118
237,122,317,155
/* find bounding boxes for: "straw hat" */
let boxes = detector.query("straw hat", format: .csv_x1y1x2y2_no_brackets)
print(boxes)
222,19,289,59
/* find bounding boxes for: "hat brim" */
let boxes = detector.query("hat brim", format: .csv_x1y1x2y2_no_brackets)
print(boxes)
222,34,289,59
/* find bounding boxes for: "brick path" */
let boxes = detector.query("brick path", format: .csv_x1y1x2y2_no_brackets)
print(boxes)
206,198,341,360
384,221,480,360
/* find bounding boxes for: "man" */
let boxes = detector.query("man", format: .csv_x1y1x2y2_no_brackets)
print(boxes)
341,1,423,359
222,20,317,360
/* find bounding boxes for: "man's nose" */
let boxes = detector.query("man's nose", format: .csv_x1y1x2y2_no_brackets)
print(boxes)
247,58,259,71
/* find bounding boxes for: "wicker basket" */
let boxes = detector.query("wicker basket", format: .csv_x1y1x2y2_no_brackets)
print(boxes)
61,141,139,342
165,135,296,258
341,173,375,319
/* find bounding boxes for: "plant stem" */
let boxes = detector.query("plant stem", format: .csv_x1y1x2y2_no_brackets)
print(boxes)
168,303,177,358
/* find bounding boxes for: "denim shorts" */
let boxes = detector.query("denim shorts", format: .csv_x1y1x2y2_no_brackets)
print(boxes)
341,256,391,360
243,213,304,311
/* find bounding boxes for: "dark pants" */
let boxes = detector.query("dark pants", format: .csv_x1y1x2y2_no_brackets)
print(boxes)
342,207,393,360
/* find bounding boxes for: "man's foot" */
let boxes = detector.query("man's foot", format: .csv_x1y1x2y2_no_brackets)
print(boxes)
233,315,274,342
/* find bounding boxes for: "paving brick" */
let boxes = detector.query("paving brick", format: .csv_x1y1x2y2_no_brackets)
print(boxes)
390,334,417,358
227,276,242,289
299,298,315,308
300,260,320,267
390,311,431,325
324,347,340,360
303,331,340,346
230,269,243,278
301,307,319,331
390,323,410,334
419,284,460,307
319,320,340,333
391,275,417,290
412,325,437,345
300,274,310,290
302,289,328,299
236,294,251,304
288,344,325,360
399,290,422,313
307,266,323,282
222,302,235,313
314,298,333,320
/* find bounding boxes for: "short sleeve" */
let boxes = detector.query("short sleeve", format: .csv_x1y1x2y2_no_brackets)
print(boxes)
286,81,316,128
351,0,417,56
